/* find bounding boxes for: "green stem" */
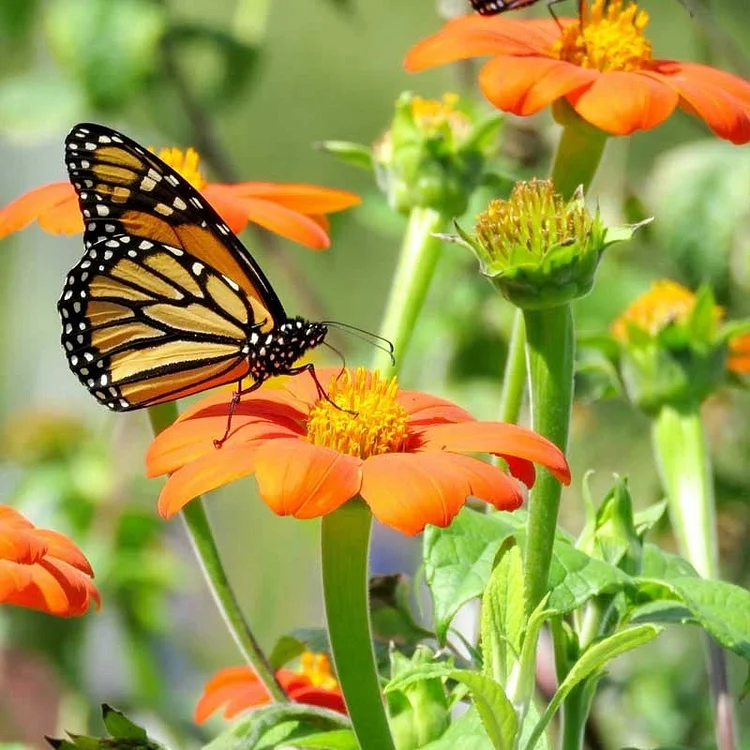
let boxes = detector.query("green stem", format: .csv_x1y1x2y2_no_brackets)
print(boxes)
372,206,447,376
550,104,609,199
651,404,717,578
147,403,285,703
522,304,574,616
498,309,526,425
651,404,737,750
321,499,394,750
559,683,591,750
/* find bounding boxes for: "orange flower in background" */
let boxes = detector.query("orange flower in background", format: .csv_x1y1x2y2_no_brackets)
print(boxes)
0,145,360,249
146,368,571,536
727,334,750,375
0,505,99,617
405,0,750,143
195,652,347,723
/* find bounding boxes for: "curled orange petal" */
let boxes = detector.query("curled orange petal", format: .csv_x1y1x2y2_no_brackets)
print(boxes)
254,439,361,518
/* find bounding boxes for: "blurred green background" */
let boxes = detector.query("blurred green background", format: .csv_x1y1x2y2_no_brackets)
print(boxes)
0,0,749,746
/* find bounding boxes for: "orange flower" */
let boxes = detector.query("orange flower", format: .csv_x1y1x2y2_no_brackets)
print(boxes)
728,333,750,375
195,652,347,723
0,145,360,249
0,505,100,617
405,0,750,143
146,368,571,535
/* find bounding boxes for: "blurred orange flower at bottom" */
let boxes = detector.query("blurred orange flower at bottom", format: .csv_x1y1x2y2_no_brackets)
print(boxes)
0,505,99,617
195,653,347,723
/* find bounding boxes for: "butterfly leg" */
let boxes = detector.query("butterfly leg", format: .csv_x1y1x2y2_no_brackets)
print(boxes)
213,379,264,449
290,363,358,417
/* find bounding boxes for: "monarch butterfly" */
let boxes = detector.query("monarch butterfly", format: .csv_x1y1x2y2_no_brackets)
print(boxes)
59,123,331,441
469,0,545,14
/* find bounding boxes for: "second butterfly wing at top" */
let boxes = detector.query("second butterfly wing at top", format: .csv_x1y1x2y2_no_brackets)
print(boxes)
59,123,327,412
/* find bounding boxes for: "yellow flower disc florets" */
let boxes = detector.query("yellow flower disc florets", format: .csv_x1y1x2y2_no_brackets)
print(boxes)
553,0,652,72
611,280,724,341
153,146,207,190
305,368,409,459
300,652,339,690
410,93,472,140
476,179,591,261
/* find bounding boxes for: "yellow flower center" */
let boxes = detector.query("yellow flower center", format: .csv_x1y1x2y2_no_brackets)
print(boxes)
410,93,472,140
305,368,409,459
611,280,724,341
552,0,652,72
476,179,591,260
299,652,339,690
152,146,207,190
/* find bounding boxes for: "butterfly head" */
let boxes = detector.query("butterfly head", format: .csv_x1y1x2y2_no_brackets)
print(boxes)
248,318,328,381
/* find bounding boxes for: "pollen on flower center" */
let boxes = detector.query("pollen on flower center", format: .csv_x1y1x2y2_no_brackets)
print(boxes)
305,368,409,459
153,146,207,190
552,0,652,73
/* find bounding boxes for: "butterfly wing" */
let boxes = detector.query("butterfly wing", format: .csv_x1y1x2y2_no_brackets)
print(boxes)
60,123,283,410
59,238,256,410
469,0,541,14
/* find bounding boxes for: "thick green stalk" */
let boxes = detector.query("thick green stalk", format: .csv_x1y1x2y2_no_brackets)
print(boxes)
522,305,574,616
372,206,447,375
322,499,394,750
147,403,285,702
651,404,717,578
498,309,526,425
651,404,737,750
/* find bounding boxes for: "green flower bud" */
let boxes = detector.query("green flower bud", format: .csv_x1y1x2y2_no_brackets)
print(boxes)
373,92,501,216
457,180,643,309
611,281,733,413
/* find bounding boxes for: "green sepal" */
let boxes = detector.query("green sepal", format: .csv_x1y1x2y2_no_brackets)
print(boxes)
315,140,374,172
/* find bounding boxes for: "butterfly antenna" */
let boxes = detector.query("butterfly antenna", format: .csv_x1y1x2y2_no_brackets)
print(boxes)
322,321,396,366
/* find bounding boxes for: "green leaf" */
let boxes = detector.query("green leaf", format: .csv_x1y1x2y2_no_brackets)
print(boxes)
101,704,147,740
268,634,306,670
286,730,359,749
452,671,517,750
639,544,696,579
546,540,632,614
424,509,524,642
370,574,434,646
634,577,750,660
419,708,493,750
482,544,525,684
204,704,350,750
44,0,166,111
523,625,662,750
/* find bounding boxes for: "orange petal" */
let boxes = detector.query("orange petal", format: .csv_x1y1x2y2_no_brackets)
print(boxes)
34,529,93,575
360,452,523,535
399,389,475,426
200,184,252,234
195,666,271,723
242,198,332,249
404,16,560,72
0,526,48,564
480,56,596,117
290,685,347,714
416,421,571,486
155,443,260,518
0,183,82,239
567,71,678,136
224,183,361,214
254,438,361,518
647,61,750,144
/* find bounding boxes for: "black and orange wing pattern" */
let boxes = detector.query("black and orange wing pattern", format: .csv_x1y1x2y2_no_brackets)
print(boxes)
469,0,541,15
59,123,321,411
